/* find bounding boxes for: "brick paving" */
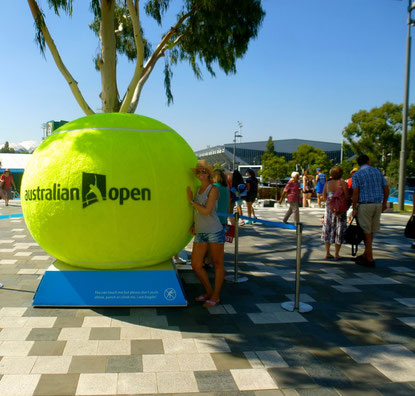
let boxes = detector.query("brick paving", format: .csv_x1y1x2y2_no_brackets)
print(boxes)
0,200,415,395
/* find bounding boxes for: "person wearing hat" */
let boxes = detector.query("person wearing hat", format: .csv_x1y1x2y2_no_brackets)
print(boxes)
315,168,327,208
187,160,225,307
346,167,359,223
347,167,359,189
0,169,17,206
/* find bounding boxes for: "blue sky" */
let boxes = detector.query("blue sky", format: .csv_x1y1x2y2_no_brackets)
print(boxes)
0,0,413,151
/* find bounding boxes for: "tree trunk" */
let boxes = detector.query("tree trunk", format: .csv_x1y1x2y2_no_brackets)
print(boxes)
99,0,119,112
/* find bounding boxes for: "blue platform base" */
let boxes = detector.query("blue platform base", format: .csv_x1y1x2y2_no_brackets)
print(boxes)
33,260,187,307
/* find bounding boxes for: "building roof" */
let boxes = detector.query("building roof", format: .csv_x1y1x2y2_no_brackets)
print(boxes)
0,153,32,172
223,139,341,153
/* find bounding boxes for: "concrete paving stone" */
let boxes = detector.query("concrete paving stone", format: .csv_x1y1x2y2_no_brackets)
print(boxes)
33,373,80,396
156,371,199,393
296,388,339,396
0,307,27,316
26,328,62,341
267,367,316,389
76,373,117,395
397,316,415,328
68,356,108,374
120,325,152,340
195,338,231,353
82,316,112,327
335,387,382,396
0,327,32,341
150,326,183,340
341,344,415,364
89,327,121,340
24,317,57,328
0,340,35,356
162,338,197,354
54,317,85,328
303,362,353,388
194,370,239,392
139,315,169,327
14,252,32,257
231,368,278,391
211,352,252,370
63,340,99,356
177,353,217,371
58,327,91,341
0,316,29,328
106,355,143,373
0,259,17,264
331,285,361,293
0,356,37,374
131,339,164,354
29,340,67,356
143,353,179,372
254,350,289,368
374,382,415,396
31,356,72,374
334,362,391,385
96,340,130,355
248,311,307,324
117,372,157,394
0,374,41,396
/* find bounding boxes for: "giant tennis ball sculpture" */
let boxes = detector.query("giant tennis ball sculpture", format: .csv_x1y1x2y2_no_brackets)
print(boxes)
21,113,198,269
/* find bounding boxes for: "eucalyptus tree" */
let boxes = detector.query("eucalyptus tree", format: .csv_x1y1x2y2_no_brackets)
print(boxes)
27,0,265,114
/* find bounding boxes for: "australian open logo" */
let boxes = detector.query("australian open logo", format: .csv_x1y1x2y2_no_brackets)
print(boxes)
24,172,151,208
82,172,107,208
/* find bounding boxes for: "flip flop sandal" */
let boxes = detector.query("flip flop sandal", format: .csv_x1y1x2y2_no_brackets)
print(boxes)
195,295,209,302
203,300,220,307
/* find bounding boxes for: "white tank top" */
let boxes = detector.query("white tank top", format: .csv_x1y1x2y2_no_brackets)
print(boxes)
194,184,223,234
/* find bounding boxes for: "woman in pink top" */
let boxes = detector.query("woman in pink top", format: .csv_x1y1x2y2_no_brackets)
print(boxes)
279,172,301,225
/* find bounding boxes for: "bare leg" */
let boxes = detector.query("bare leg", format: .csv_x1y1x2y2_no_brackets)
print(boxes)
207,243,225,302
334,244,341,260
325,242,332,258
191,242,212,297
363,233,374,262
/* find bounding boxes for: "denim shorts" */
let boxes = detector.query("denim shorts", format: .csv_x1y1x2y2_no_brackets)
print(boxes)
194,229,225,244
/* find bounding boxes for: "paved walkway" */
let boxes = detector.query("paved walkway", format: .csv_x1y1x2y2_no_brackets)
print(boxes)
0,201,414,395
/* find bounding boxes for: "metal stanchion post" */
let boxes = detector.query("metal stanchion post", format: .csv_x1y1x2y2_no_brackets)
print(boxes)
234,212,239,282
281,223,312,313
225,212,248,283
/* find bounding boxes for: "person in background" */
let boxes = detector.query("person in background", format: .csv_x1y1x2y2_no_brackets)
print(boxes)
411,191,415,250
346,167,359,223
352,155,389,267
302,169,314,208
187,160,225,307
0,169,17,206
244,168,259,224
202,169,231,268
321,166,349,260
279,171,301,225
230,170,246,226
315,168,327,208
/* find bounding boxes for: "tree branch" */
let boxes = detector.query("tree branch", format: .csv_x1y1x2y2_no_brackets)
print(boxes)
26,0,94,115
99,0,119,112
128,8,195,112
119,0,145,113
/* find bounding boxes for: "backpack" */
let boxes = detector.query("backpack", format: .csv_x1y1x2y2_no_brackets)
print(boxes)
344,217,365,256
328,188,349,215
237,183,247,197
303,177,314,193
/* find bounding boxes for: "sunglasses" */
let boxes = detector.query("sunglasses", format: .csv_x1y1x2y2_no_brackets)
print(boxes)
196,169,208,175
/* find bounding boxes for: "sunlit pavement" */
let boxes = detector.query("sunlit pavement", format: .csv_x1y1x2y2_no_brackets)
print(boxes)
0,200,415,395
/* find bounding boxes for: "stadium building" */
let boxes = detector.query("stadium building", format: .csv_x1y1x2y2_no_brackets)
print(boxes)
195,139,342,170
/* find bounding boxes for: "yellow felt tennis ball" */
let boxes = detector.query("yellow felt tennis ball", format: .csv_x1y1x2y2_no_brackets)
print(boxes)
21,113,197,269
